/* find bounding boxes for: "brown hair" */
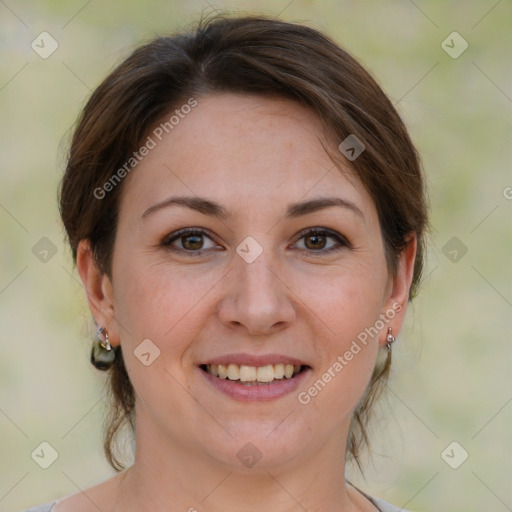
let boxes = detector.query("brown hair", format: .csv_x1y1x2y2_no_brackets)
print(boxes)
60,13,428,472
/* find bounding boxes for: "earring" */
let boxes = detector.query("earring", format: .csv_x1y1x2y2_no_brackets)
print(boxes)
386,327,396,350
90,326,116,370
98,326,112,350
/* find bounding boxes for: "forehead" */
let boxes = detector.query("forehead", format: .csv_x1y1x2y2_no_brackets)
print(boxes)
119,93,373,219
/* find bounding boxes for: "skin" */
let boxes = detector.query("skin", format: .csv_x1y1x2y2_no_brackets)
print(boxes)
66,93,416,512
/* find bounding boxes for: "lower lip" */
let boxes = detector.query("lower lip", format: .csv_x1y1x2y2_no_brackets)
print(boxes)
200,367,310,402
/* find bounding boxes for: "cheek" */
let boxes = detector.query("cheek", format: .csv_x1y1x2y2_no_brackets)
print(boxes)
296,263,386,344
111,259,207,415
112,255,218,342
293,264,385,406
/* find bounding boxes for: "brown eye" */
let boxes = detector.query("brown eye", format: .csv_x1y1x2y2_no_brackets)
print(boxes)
294,228,350,254
304,234,327,250
181,234,204,250
163,228,219,254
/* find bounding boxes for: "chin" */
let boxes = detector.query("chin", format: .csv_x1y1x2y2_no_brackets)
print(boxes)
200,421,312,471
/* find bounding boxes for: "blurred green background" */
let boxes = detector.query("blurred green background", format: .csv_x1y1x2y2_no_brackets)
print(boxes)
1,1,511,511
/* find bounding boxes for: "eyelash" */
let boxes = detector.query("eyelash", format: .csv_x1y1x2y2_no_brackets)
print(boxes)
161,227,351,256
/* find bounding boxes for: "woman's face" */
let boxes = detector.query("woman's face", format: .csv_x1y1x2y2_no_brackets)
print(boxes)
82,93,413,471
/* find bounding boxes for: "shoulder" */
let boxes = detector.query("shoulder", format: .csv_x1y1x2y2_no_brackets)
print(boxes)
22,502,56,512
350,484,412,512
365,494,413,512
22,471,126,512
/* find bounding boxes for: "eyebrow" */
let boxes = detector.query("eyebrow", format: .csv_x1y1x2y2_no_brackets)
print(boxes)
141,195,364,221
142,196,229,220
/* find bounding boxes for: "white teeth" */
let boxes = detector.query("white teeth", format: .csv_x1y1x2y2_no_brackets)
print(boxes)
227,363,239,380
218,364,228,379
239,365,257,382
256,365,274,383
273,363,285,379
204,363,303,382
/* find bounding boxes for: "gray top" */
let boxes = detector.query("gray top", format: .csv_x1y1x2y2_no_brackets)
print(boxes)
23,504,54,512
23,494,411,512
23,503,55,512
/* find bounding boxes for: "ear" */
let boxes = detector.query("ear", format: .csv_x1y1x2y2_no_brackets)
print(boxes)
76,239,120,347
379,234,418,347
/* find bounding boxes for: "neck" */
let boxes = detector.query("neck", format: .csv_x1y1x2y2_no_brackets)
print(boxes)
113,416,372,512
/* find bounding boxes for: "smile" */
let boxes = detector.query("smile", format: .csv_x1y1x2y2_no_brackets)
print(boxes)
202,363,305,385
199,362,311,401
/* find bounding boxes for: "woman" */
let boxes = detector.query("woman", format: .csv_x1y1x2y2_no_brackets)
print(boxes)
25,13,427,512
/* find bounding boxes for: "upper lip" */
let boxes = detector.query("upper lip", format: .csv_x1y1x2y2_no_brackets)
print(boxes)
201,353,310,367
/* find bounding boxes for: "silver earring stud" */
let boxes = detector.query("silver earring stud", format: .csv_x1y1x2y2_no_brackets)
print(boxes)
386,327,395,350
97,326,112,350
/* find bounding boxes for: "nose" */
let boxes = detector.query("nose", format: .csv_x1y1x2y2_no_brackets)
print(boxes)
217,249,296,336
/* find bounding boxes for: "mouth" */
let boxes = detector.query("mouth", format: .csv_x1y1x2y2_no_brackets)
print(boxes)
200,363,308,386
